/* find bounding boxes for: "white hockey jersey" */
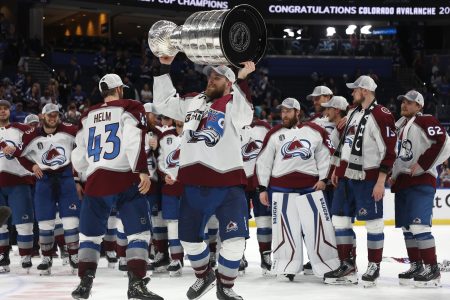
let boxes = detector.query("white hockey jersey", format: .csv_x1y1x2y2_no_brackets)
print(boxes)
153,74,253,187
71,99,148,197
312,116,336,135
16,123,77,172
240,119,271,191
0,123,34,187
157,128,183,196
332,104,396,181
256,122,333,189
391,114,450,191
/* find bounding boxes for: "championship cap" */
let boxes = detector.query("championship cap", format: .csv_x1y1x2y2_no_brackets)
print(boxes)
306,86,333,100
42,103,60,114
144,103,159,114
24,114,40,124
203,65,236,83
397,90,424,107
277,97,301,110
99,74,129,92
346,75,377,91
321,96,349,111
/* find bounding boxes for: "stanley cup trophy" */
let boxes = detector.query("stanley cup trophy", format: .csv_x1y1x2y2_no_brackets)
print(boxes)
148,4,267,68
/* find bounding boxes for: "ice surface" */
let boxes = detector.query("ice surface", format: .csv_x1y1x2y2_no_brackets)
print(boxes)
1,226,449,300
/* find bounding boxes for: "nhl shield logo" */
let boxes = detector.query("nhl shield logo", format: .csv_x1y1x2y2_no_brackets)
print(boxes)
279,134,285,141
37,142,43,150
167,137,172,145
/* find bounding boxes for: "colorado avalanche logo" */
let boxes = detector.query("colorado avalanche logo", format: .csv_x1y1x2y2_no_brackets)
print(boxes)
42,145,67,166
0,139,18,160
187,109,225,147
397,139,413,161
166,147,180,168
281,138,312,160
345,137,353,148
241,139,263,162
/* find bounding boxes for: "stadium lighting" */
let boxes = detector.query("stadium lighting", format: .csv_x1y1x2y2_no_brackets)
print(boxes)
345,25,357,35
326,27,336,37
361,25,372,35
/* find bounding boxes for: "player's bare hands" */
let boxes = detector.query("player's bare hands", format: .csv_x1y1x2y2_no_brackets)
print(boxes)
238,61,256,80
410,163,422,176
337,116,348,130
331,170,339,187
32,164,43,179
372,181,384,202
313,180,326,191
138,173,151,194
165,174,176,185
159,56,175,65
149,137,158,150
259,191,269,207
388,177,395,186
75,183,84,200
2,146,16,155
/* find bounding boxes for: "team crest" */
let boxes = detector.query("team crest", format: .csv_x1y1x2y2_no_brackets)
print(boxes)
281,138,312,160
69,204,77,210
358,208,368,216
413,217,422,224
42,144,67,166
226,221,238,233
0,139,18,160
166,147,180,168
381,107,391,114
241,139,263,162
187,109,225,147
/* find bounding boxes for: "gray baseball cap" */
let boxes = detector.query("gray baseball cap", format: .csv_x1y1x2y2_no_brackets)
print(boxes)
42,103,60,114
397,90,424,107
24,114,40,124
277,97,301,110
346,75,377,91
203,65,236,83
0,100,11,108
306,86,333,100
99,73,129,92
321,96,349,111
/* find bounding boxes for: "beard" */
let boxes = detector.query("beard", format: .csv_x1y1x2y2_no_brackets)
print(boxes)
282,115,298,128
43,118,58,129
205,83,226,99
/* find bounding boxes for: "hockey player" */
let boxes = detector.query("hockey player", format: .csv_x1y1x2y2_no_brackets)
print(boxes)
240,114,271,275
71,74,163,300
0,100,35,273
256,97,337,280
324,75,397,287
306,85,333,124
157,119,184,276
144,103,169,273
391,90,450,287
154,57,254,300
8,103,81,275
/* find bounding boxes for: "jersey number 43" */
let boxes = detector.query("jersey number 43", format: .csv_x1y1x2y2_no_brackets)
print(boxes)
88,123,121,162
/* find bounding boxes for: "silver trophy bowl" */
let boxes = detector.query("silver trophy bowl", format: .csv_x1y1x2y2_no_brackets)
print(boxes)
148,4,267,68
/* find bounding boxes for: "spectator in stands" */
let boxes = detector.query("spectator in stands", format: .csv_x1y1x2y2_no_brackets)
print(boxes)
440,162,450,188
57,69,71,106
40,87,52,106
69,56,82,85
93,45,108,77
10,102,28,123
139,56,152,86
63,102,81,125
70,84,87,106
2,77,15,102
122,76,138,100
140,83,153,103
24,82,40,113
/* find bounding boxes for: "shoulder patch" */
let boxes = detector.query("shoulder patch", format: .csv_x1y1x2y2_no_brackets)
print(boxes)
380,107,391,114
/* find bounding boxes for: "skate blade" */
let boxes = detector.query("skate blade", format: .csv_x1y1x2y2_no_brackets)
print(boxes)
0,266,11,273
324,275,358,285
191,282,216,300
169,270,182,277
399,278,413,286
39,269,51,276
414,279,441,288
108,262,116,269
261,269,275,277
24,267,31,274
238,270,246,276
362,280,377,288
303,269,314,276
62,257,69,266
